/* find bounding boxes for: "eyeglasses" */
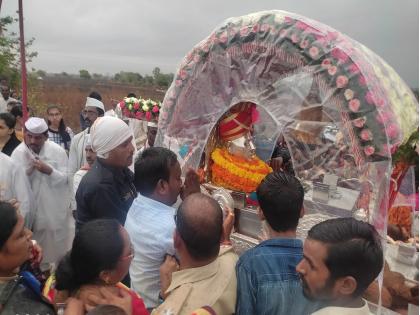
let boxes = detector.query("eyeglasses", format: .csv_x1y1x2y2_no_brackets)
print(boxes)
119,243,135,261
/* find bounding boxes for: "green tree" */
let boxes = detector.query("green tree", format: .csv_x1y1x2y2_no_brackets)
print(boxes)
0,16,37,89
79,69,91,79
36,69,46,78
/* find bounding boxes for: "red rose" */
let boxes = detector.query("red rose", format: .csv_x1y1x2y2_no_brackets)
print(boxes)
119,101,125,109
145,111,152,121
360,129,373,141
152,105,159,113
133,103,140,110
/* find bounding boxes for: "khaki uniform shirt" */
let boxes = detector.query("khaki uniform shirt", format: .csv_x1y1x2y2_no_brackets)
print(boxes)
153,246,238,315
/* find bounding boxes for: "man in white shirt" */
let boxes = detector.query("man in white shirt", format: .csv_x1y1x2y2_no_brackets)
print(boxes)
68,95,105,177
0,151,34,226
296,217,383,315
11,117,71,269
0,84,17,112
125,147,200,310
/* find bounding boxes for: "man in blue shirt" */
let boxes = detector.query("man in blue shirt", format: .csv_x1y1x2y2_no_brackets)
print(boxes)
125,147,200,310
235,171,319,315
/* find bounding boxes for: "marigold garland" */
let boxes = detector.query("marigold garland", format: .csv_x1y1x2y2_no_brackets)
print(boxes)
211,148,272,193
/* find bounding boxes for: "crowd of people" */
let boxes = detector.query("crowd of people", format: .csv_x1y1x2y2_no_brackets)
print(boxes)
0,86,386,315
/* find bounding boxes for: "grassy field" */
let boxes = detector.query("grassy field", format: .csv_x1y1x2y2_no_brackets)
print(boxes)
33,77,167,132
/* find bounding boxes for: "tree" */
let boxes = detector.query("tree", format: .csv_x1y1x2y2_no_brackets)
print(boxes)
0,16,37,89
152,67,160,81
36,69,46,78
79,69,91,79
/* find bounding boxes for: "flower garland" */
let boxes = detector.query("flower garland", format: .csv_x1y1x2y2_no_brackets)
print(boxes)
211,148,272,193
119,96,161,121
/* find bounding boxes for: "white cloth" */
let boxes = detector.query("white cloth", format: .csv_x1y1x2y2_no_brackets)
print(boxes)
125,194,176,308
90,116,133,159
311,300,373,315
73,169,88,197
68,129,89,176
85,97,105,111
11,141,72,264
0,95,17,112
25,117,48,134
0,152,34,226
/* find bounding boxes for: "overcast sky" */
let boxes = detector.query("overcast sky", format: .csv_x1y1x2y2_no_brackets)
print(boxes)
2,0,419,87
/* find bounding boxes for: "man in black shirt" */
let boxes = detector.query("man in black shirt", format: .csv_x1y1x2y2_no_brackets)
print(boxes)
75,116,136,232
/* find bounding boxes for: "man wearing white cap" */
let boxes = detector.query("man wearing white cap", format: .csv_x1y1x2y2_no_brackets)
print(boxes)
68,95,105,177
75,116,136,232
11,117,71,269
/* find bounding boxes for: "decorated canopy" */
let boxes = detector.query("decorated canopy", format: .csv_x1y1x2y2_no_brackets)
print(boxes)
156,10,418,231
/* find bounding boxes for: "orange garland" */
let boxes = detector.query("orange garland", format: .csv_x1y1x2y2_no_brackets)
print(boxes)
211,148,272,193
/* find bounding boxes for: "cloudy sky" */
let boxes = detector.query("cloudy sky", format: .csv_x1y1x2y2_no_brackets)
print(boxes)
2,0,419,87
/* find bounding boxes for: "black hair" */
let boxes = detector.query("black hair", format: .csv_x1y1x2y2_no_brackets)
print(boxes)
256,171,304,232
10,105,22,118
46,104,71,149
0,112,16,129
127,93,137,98
134,147,178,195
55,219,124,292
89,91,102,101
176,193,222,261
0,201,18,250
87,305,126,315
308,217,384,297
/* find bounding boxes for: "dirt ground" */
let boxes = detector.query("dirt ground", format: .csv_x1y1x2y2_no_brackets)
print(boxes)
33,77,167,132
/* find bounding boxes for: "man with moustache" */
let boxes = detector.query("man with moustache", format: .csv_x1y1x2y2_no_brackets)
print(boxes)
68,92,105,177
11,117,71,269
296,217,383,315
75,116,136,232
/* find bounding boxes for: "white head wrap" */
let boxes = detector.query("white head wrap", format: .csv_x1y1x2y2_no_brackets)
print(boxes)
85,97,105,112
25,117,48,134
147,121,158,128
90,116,133,158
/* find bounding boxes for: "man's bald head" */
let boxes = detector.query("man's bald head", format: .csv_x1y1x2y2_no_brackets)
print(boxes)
175,193,223,261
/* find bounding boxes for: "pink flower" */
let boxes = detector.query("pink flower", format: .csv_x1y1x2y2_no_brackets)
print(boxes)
376,111,392,124
240,26,250,37
291,33,299,43
300,39,310,49
353,117,366,128
365,91,375,105
328,66,337,76
193,55,201,63
386,123,399,139
145,111,152,121
279,29,288,38
358,75,367,86
252,24,260,33
296,21,309,30
364,146,375,156
175,80,182,87
119,101,125,109
360,129,373,141
344,89,354,100
152,105,159,113
348,63,360,74
219,32,228,43
260,24,270,32
284,16,294,24
309,46,319,58
349,99,361,112
331,48,349,63
135,112,143,119
321,58,331,68
179,69,187,80
336,75,349,88
133,103,140,110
